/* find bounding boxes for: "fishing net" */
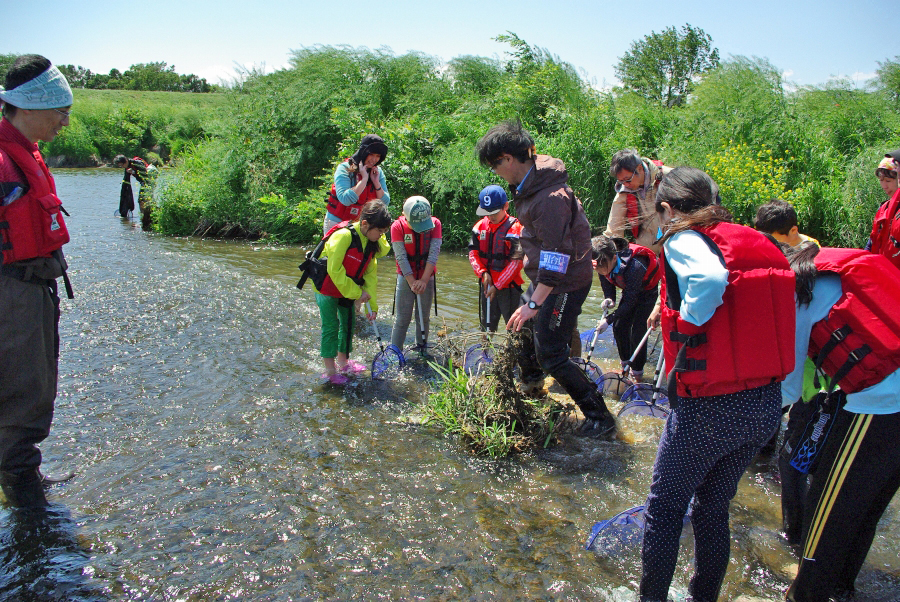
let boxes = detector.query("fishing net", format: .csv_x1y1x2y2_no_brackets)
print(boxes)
463,343,493,376
617,383,670,419
586,505,691,555
584,505,647,554
372,343,405,380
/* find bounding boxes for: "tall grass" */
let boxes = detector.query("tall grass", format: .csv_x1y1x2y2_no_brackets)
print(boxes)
41,89,228,165
144,43,898,247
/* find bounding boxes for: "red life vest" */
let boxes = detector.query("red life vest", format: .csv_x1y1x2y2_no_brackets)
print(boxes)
325,161,379,222
474,215,523,283
395,216,435,280
317,221,379,299
809,247,900,393
604,243,660,291
660,222,796,398
624,159,664,238
0,122,70,264
868,188,900,270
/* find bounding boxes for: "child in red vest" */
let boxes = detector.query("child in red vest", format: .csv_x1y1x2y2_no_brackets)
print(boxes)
467,185,524,331
591,235,660,380
316,201,391,384
390,196,442,351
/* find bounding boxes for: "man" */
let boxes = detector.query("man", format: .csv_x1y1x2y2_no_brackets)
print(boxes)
604,149,672,254
476,120,616,438
0,55,74,508
467,185,524,331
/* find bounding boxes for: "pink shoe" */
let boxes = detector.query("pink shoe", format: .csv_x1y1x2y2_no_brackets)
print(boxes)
320,372,349,385
340,360,367,375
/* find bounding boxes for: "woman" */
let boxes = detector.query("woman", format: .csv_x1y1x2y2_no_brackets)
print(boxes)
591,235,659,381
639,167,796,602
324,134,390,235
781,243,900,602
867,156,900,269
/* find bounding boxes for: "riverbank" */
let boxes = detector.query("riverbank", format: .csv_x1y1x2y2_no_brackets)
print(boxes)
41,88,228,167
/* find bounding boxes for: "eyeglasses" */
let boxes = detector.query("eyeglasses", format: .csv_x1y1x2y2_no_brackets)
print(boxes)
52,108,72,118
616,168,640,186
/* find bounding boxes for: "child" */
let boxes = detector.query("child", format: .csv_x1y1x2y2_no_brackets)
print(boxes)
591,235,660,381
639,168,796,602
316,200,391,384
390,196,442,351
467,185,524,331
781,244,900,602
754,199,819,247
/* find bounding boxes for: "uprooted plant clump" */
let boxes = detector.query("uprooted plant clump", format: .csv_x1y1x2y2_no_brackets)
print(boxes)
421,329,572,457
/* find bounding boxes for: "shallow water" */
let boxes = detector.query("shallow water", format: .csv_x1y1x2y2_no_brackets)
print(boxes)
2,169,897,601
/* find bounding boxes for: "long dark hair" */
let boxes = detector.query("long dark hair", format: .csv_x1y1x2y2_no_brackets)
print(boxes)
783,241,820,306
655,167,731,243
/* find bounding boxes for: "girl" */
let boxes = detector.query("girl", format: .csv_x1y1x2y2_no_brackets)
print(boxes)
591,235,659,381
781,243,900,602
316,200,391,384
323,134,390,235
390,196,441,352
639,167,796,602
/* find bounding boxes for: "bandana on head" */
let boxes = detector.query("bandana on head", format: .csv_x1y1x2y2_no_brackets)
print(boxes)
877,156,899,174
0,65,73,110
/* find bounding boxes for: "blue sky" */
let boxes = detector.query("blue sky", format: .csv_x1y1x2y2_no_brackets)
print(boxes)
3,0,897,89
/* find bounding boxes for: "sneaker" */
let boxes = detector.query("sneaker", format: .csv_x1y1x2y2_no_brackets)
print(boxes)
574,412,617,439
320,372,349,385
340,360,367,375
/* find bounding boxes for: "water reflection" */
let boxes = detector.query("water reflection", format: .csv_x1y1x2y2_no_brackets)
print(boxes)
1,169,894,600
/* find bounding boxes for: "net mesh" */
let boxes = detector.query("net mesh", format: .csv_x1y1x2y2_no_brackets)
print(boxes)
618,383,670,418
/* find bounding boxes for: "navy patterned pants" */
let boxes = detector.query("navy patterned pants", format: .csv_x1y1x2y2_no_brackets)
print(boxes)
639,382,782,602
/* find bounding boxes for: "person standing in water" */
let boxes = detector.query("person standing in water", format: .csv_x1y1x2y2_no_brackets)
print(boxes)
324,134,390,236
639,167,795,602
0,55,75,508
477,119,616,438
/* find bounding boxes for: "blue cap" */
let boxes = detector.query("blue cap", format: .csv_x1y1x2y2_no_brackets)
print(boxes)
477,185,508,216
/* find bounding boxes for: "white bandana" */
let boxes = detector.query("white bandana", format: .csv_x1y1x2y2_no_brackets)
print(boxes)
0,65,73,110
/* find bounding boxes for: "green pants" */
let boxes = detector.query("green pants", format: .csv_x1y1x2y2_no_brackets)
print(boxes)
316,293,355,358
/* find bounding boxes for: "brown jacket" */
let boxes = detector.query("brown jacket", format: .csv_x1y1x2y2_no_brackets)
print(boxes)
510,155,593,293
604,158,672,254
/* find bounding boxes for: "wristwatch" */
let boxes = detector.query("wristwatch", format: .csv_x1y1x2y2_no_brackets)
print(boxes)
527,300,542,310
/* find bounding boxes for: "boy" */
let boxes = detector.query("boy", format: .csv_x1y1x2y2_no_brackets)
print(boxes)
390,196,442,352
467,185,524,332
754,199,819,247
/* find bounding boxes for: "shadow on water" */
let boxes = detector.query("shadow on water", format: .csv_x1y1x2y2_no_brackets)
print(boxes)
0,505,105,601
1,169,895,601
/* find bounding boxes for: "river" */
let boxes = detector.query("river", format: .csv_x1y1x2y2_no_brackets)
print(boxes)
1,169,897,601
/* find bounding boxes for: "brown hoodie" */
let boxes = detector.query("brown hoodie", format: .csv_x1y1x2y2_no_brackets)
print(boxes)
510,155,593,293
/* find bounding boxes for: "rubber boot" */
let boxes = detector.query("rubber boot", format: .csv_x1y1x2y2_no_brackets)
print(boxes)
574,391,617,439
0,468,49,508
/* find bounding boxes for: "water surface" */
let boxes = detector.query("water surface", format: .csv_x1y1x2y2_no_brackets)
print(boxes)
2,169,897,601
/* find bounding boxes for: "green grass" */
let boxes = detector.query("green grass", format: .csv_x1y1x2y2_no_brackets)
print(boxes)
41,88,230,165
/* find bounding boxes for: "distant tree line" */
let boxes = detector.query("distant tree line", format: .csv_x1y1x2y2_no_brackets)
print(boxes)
0,54,219,93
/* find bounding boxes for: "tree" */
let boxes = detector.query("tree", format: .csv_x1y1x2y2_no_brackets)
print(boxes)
873,56,900,104
615,24,719,107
